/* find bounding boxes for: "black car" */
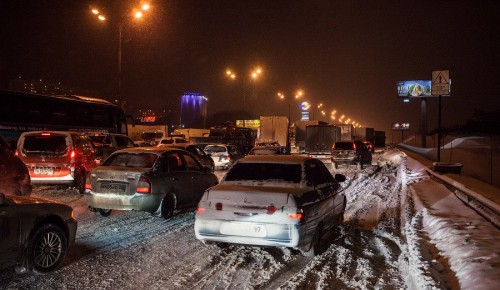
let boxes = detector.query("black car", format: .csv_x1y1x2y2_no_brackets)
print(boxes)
0,193,77,273
331,140,372,169
163,144,215,172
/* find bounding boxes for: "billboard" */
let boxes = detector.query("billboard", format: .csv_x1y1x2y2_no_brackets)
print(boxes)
392,122,410,130
397,80,432,97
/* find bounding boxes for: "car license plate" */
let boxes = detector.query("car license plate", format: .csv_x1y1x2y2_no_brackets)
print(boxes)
220,222,266,238
100,183,126,193
33,167,54,175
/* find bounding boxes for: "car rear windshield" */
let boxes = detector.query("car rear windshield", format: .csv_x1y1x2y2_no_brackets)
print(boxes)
22,135,68,155
205,146,226,153
334,142,354,150
225,163,302,183
87,135,105,144
103,152,158,168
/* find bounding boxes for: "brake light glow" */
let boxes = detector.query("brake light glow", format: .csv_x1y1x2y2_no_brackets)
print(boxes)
41,132,51,136
215,202,223,210
15,150,19,156
267,205,277,215
85,182,92,190
288,212,303,219
136,176,151,194
353,143,357,150
196,207,206,213
69,150,76,158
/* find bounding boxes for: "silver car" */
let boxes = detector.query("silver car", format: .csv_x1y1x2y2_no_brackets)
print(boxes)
194,155,346,256
85,147,219,218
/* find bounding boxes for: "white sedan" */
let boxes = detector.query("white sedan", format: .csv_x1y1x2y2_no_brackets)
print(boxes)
194,155,346,256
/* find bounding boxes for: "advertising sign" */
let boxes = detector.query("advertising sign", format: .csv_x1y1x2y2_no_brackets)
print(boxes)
392,122,410,130
397,80,432,97
301,111,310,121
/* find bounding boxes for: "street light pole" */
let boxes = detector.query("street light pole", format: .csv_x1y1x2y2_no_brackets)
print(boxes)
117,22,123,99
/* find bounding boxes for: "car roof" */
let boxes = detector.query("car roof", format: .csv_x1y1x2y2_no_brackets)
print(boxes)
116,147,183,155
237,154,309,164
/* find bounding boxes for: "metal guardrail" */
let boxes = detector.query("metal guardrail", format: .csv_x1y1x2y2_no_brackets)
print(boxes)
426,168,500,229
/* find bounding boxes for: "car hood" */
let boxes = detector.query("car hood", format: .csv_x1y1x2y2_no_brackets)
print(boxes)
8,194,61,205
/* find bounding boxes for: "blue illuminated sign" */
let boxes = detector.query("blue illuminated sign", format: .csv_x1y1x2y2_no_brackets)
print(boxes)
397,80,432,97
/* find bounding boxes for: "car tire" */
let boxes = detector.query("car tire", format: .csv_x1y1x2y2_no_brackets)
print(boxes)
27,223,67,274
99,209,112,217
74,170,86,195
301,224,322,257
161,194,175,219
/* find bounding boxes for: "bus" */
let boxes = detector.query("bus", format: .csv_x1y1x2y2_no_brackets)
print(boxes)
0,89,129,147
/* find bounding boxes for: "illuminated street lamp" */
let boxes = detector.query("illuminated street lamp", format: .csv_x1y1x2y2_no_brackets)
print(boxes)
90,3,152,99
225,67,263,126
277,89,304,122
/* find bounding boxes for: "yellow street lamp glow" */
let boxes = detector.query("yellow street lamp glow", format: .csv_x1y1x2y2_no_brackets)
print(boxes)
346,118,351,123
135,11,143,19
230,74,236,79
142,4,151,11
91,9,99,15
331,115,336,120
321,110,325,115
98,14,106,21
251,72,258,79
331,110,336,114
226,69,232,75
317,103,323,109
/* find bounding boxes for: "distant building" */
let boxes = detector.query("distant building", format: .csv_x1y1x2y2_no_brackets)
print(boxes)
8,77,100,97
180,92,208,128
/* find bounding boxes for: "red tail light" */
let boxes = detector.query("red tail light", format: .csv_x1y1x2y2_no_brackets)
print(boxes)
353,143,357,150
215,202,223,210
267,205,277,215
196,207,206,213
69,150,76,158
15,150,19,156
41,132,51,136
85,182,92,190
288,213,303,219
136,176,151,194
332,143,335,150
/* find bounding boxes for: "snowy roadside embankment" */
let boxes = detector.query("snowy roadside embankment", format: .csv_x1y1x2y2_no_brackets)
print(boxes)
400,151,500,290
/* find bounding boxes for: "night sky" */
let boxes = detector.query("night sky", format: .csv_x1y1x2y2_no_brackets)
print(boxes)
1,0,499,133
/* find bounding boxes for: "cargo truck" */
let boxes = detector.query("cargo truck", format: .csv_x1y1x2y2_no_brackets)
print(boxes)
335,124,354,141
258,116,289,147
305,125,337,163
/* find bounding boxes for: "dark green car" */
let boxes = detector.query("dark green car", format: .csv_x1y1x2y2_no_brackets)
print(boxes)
85,147,219,218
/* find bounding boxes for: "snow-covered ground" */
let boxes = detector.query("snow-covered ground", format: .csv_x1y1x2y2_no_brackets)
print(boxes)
1,147,498,289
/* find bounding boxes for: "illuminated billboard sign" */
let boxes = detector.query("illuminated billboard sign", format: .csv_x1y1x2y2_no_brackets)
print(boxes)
301,111,310,121
397,80,432,97
392,122,410,130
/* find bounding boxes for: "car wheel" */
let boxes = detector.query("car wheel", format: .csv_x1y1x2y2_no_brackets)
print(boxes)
301,224,322,257
27,224,67,274
74,170,86,195
161,194,175,219
99,209,112,217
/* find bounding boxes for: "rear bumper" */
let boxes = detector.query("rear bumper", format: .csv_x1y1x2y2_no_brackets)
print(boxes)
194,218,306,248
31,174,74,185
84,191,162,212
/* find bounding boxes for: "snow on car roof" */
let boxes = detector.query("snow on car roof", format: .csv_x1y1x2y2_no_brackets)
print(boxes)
237,154,309,164
118,147,181,154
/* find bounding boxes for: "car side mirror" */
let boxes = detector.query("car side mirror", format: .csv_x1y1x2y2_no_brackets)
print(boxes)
0,193,5,205
334,174,346,183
